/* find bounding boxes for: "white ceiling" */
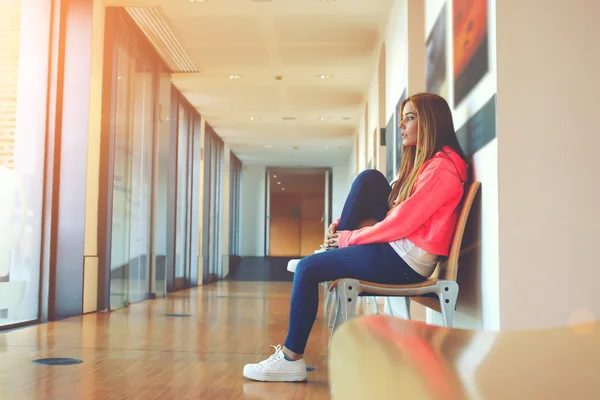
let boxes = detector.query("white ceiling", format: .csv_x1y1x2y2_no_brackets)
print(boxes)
106,0,394,167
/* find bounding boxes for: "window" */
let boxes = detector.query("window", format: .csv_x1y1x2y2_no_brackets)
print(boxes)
102,9,164,310
0,0,51,328
202,125,224,282
229,153,242,255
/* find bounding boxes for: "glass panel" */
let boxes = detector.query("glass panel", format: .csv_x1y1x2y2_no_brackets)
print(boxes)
0,0,49,327
110,39,155,309
127,64,153,304
189,116,200,284
201,131,212,283
206,134,223,281
174,104,189,286
229,154,242,256
216,140,223,277
153,73,171,297
209,135,218,281
110,45,135,311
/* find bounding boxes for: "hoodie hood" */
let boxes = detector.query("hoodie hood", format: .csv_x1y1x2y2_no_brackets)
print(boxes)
433,146,469,183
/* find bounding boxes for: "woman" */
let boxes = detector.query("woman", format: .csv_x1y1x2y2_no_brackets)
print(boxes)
243,93,469,382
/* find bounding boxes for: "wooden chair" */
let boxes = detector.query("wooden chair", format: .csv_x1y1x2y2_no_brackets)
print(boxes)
328,181,480,340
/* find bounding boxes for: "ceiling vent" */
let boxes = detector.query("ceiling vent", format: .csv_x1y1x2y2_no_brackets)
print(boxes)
125,7,199,73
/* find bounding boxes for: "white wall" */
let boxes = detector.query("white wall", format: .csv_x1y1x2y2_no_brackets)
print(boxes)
357,115,367,171
240,164,266,256
420,0,499,330
366,66,380,170
385,0,409,120
332,165,351,222
496,0,600,330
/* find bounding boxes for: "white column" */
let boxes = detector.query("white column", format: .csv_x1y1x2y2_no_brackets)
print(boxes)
496,0,600,330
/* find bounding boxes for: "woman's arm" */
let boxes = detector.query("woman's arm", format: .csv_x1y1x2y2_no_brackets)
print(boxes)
337,167,457,247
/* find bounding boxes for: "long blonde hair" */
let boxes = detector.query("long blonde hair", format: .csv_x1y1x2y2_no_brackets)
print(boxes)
388,93,466,210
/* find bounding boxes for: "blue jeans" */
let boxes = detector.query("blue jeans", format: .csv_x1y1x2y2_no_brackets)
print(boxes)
283,170,427,354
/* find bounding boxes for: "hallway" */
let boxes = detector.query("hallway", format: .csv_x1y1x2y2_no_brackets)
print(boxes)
0,282,331,399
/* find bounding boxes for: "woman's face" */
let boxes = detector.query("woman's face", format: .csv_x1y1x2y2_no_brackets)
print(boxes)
399,101,418,147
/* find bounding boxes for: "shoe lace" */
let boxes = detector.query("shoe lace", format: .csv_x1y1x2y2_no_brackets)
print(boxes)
258,345,283,367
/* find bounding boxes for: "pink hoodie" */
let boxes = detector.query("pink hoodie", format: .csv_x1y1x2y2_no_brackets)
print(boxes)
337,146,468,256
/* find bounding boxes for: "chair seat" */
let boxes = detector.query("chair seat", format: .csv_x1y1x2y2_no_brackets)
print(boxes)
328,279,444,313
328,278,440,292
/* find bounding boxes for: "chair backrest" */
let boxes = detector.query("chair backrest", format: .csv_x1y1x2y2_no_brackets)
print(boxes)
430,181,480,282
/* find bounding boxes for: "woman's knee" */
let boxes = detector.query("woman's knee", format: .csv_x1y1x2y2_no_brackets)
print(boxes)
294,256,321,282
295,257,311,276
353,169,388,188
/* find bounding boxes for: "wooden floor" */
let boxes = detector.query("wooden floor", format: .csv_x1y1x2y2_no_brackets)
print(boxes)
0,282,332,400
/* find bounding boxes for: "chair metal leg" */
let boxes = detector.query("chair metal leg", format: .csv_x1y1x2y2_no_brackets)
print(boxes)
327,287,338,328
371,296,380,315
323,281,331,318
338,279,359,325
438,281,459,327
403,297,411,320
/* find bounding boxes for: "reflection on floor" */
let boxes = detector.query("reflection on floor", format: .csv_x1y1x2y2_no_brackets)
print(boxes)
0,281,331,399
228,257,296,282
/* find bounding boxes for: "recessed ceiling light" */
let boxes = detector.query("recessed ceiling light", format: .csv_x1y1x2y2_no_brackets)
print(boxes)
187,0,207,2
250,117,261,121
322,0,337,2
282,188,285,191
317,74,334,80
273,175,277,178
277,181,281,185
229,74,242,79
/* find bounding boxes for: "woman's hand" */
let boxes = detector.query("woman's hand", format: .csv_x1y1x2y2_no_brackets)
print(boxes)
325,221,338,240
325,230,350,249
323,221,339,249
326,234,340,248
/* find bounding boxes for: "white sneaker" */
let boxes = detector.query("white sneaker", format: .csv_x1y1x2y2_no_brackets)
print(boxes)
243,345,307,382
286,259,300,273
287,247,328,273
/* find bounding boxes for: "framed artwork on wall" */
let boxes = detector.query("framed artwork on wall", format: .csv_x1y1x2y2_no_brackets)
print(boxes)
426,2,448,98
455,94,497,157
453,0,489,107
